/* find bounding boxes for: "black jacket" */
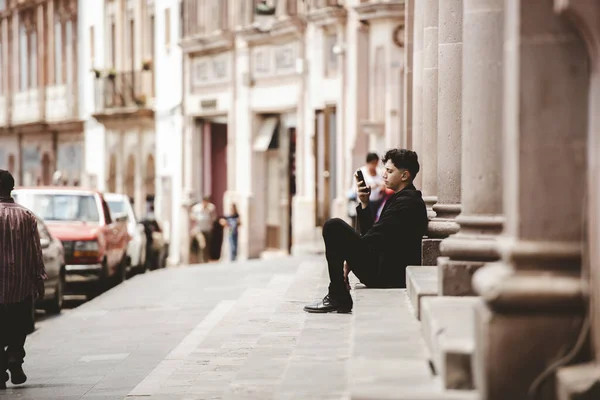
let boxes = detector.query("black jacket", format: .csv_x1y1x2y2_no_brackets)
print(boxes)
356,183,428,288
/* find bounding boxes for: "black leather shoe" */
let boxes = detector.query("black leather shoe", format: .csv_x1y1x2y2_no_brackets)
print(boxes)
8,364,26,385
304,294,352,314
0,371,7,389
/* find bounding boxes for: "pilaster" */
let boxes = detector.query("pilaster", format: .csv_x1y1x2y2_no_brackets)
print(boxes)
554,0,600,374
403,0,413,150
473,0,590,398
421,0,438,218
438,0,504,295
411,0,423,189
428,0,462,242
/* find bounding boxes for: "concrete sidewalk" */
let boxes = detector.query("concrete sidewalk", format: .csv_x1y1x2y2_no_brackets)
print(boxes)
0,256,474,400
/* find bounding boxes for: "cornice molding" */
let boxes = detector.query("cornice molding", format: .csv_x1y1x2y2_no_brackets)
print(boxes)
354,0,405,23
180,31,235,55
236,16,305,46
305,5,347,27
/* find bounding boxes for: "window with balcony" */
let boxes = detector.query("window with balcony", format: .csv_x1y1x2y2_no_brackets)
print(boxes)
286,0,298,16
29,30,36,88
236,0,252,28
54,20,62,84
90,26,95,65
19,24,27,90
373,46,385,122
164,7,170,49
128,18,135,69
66,21,73,86
324,31,338,77
109,20,116,68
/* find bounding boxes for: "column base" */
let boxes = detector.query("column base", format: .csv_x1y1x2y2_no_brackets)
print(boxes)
424,195,438,219
422,238,442,266
438,257,484,296
428,203,461,239
474,301,587,400
556,363,600,400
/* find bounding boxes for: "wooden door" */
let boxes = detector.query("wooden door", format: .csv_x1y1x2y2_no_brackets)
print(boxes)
314,106,336,226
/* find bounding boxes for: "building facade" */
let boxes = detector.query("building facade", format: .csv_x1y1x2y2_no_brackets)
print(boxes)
153,0,182,266
0,0,83,186
178,0,408,262
82,0,157,219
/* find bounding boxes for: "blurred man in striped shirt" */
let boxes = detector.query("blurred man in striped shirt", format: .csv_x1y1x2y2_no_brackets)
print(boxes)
0,170,47,389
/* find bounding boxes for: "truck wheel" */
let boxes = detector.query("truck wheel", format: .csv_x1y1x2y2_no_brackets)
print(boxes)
115,257,128,284
89,261,109,299
44,273,64,315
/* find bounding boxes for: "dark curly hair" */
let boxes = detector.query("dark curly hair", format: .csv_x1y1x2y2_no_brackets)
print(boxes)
0,169,15,196
366,152,379,164
382,149,420,181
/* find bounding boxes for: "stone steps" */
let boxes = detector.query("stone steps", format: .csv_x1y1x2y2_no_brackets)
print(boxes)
349,289,479,400
420,296,481,390
406,266,439,319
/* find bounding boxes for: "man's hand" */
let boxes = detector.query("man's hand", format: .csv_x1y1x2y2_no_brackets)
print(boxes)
344,262,351,291
36,280,45,300
355,174,371,209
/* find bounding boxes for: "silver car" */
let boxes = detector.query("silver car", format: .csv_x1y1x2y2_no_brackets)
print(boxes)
104,193,147,275
36,216,66,314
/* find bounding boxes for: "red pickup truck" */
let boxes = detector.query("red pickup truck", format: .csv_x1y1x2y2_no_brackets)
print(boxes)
12,187,130,295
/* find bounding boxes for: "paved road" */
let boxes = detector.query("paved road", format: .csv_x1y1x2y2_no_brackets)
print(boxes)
0,256,314,400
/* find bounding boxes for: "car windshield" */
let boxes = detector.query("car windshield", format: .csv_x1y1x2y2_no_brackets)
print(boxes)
13,193,100,223
107,200,126,215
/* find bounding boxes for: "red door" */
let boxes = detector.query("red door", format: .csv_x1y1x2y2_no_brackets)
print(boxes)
210,123,227,216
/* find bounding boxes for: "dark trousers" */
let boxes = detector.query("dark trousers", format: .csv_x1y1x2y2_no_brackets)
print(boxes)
323,218,378,298
0,298,32,376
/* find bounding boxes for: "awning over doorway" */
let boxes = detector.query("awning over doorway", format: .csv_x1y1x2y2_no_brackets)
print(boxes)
253,117,278,151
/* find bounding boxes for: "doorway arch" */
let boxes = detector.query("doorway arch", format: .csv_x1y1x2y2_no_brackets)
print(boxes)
41,153,51,185
107,154,117,192
125,154,135,199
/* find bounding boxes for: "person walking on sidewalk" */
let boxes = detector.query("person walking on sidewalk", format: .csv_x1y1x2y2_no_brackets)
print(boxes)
0,170,47,389
304,149,428,313
219,203,241,261
191,196,217,263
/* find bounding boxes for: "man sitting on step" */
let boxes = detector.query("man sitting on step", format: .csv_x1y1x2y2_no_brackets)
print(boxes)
304,149,428,314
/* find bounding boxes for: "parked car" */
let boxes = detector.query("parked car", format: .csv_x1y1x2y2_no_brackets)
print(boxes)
140,217,169,270
104,193,147,275
36,216,66,314
12,187,130,295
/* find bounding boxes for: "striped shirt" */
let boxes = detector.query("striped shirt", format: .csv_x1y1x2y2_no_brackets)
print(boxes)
0,198,47,304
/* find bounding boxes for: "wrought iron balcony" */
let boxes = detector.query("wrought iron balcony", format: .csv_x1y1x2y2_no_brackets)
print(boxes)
94,69,154,114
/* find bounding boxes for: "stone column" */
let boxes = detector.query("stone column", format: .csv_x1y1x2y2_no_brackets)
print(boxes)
37,4,46,120
47,0,54,86
428,0,463,244
421,0,438,215
471,1,589,398
180,115,195,264
70,10,78,116
403,0,414,150
438,0,503,296
411,0,423,190
554,2,600,376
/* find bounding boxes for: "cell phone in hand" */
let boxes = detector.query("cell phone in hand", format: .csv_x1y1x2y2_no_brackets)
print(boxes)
355,169,371,194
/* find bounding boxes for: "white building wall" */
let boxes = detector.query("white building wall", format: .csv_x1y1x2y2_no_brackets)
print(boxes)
154,0,183,265
79,0,106,189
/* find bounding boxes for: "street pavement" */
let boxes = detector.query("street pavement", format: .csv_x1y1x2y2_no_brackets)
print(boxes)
0,256,468,400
